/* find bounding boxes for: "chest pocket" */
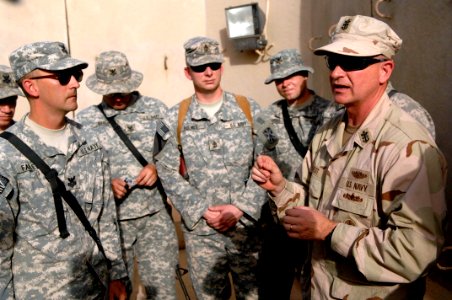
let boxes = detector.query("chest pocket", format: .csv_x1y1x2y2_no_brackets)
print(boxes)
222,120,253,166
16,166,65,233
75,143,105,223
331,174,375,217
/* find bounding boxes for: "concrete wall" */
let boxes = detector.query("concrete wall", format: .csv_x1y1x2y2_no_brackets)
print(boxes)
1,0,451,211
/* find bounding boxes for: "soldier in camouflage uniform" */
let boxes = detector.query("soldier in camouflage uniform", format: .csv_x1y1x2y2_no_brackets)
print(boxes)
252,16,447,299
155,36,266,299
0,41,127,299
76,51,178,299
0,65,23,132
255,49,341,300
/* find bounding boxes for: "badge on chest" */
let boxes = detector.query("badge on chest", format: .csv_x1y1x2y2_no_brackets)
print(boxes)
209,139,221,151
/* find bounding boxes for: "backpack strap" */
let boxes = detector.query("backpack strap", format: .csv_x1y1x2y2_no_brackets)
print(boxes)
175,94,254,182
177,94,253,147
177,97,192,147
234,94,254,129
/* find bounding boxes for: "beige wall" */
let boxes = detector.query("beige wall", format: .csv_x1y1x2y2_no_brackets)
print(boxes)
1,0,451,202
205,0,306,107
1,0,206,115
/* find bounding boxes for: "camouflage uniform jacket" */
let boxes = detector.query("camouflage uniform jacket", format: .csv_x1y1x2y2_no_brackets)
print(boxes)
271,95,446,299
0,116,127,299
76,93,168,220
387,82,436,139
156,92,267,235
255,92,342,181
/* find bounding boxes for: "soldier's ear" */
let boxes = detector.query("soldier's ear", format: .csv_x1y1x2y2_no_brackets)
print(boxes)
184,67,193,81
21,78,39,98
379,59,394,84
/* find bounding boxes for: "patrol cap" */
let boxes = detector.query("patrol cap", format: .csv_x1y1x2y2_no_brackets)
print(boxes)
0,65,24,99
9,41,88,81
86,51,143,95
314,15,402,58
264,49,314,84
184,36,224,67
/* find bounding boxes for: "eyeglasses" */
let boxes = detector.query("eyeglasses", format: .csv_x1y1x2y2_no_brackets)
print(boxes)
190,63,222,73
325,56,388,71
30,69,84,86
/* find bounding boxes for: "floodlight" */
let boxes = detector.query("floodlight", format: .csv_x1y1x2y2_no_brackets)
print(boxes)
225,3,267,51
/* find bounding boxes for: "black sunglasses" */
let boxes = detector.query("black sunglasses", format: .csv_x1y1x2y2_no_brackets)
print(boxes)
190,63,222,73
325,56,388,72
30,69,84,86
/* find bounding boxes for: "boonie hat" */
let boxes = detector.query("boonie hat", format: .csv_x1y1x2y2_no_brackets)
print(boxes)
314,15,402,58
265,49,314,84
9,41,88,81
0,65,24,99
86,51,143,95
184,36,224,67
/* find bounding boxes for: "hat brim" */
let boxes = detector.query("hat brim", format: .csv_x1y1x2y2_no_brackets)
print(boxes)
40,57,88,72
86,71,143,95
314,39,383,57
264,66,314,84
0,87,24,98
187,55,224,67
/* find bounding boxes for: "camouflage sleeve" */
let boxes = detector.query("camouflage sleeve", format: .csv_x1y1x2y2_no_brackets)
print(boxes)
270,179,308,220
156,133,209,230
235,173,268,222
253,109,279,158
0,173,16,299
231,98,268,221
97,150,128,280
332,141,446,283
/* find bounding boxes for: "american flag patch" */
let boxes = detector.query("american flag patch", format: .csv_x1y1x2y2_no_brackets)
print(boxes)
0,174,9,195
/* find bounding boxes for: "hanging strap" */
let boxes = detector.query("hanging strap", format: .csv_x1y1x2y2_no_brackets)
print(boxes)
96,104,169,211
0,131,111,268
280,101,310,157
97,104,147,165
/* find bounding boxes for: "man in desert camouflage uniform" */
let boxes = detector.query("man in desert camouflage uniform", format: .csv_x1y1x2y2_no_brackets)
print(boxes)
0,41,127,299
255,49,340,300
252,15,446,299
76,50,178,299
156,36,266,299
0,65,23,132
